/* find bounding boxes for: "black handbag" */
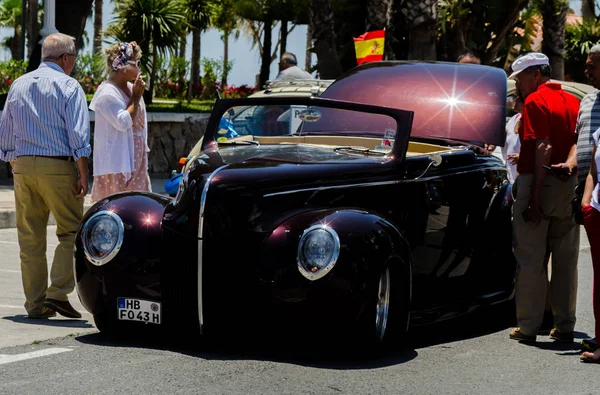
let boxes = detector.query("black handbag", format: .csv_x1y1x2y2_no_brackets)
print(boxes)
573,184,585,225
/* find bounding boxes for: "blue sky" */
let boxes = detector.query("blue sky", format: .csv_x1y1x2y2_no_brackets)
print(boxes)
0,1,585,86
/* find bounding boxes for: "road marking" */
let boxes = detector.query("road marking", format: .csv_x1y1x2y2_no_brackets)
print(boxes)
0,240,57,247
0,269,19,273
0,348,73,365
0,304,22,309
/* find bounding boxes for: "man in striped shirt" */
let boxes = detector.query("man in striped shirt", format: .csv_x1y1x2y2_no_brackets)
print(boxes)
576,45,600,219
0,33,90,319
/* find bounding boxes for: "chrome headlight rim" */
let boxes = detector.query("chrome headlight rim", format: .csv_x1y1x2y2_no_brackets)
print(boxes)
82,210,125,266
297,224,340,281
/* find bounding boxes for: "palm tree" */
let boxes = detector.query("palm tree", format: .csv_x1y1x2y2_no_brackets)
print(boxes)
182,0,212,99
0,0,23,60
542,0,569,80
211,0,238,86
105,0,188,103
93,0,103,54
400,0,437,60
309,0,342,79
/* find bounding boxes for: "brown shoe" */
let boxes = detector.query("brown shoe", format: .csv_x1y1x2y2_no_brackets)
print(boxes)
509,327,537,343
549,328,574,343
43,299,82,319
28,307,56,319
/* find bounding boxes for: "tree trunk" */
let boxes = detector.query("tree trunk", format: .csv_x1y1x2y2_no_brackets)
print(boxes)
147,42,158,105
259,18,272,88
222,31,229,86
401,0,437,60
309,0,343,79
12,28,22,60
366,0,395,60
279,20,288,59
26,0,38,58
28,0,94,71
582,0,596,21
93,0,102,54
305,23,312,71
189,27,201,100
542,0,568,80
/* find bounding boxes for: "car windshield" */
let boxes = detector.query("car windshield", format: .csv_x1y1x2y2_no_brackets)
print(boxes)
218,104,398,148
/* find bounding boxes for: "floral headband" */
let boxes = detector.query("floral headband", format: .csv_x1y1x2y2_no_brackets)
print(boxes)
111,41,137,72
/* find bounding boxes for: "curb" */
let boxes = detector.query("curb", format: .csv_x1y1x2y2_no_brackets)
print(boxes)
0,203,94,230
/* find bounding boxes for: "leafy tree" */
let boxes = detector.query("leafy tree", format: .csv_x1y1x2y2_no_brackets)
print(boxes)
105,0,188,103
436,0,530,65
309,0,342,79
565,19,600,82
0,0,23,60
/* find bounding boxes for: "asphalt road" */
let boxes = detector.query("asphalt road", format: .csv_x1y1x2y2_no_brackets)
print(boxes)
0,226,598,395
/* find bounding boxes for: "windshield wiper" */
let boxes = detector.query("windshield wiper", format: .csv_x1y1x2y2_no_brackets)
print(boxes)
333,146,387,156
219,140,260,146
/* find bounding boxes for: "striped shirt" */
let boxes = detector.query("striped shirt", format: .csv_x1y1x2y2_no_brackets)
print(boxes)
576,90,600,187
0,62,91,162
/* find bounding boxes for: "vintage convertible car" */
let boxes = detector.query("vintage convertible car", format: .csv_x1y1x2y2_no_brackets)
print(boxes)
75,61,514,347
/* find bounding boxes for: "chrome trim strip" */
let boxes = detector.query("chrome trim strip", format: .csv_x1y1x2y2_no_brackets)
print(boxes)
197,165,228,334
263,166,507,197
82,210,125,266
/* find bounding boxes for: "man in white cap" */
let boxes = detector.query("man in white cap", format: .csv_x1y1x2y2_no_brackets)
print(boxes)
508,52,580,343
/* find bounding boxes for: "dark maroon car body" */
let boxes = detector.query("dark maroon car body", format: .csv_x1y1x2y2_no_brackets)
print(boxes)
75,61,514,345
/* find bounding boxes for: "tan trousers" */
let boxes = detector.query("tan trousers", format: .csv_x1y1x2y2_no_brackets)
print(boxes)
12,156,83,315
513,174,579,335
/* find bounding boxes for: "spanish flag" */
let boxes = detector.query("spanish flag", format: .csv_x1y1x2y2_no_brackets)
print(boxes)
353,29,385,65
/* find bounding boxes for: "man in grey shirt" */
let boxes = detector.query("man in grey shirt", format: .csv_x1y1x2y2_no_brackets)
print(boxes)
276,52,313,80
575,44,600,220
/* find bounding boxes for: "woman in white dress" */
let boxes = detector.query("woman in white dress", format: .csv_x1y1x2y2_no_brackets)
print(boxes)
90,41,151,202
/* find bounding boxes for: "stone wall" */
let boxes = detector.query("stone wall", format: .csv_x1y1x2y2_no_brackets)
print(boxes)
0,112,210,179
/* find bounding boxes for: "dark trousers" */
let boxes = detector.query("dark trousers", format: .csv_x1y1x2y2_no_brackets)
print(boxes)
583,204,600,340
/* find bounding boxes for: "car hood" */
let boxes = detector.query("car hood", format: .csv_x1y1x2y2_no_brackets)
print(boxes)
321,61,508,147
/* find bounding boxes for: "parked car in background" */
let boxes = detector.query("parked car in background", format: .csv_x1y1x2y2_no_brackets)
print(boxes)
76,61,515,349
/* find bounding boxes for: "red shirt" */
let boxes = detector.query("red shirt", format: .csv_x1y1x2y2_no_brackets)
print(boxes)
517,82,579,174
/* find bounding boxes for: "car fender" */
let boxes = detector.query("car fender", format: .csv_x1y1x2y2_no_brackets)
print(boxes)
75,192,171,316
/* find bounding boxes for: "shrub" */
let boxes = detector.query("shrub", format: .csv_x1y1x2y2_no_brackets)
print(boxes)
73,53,105,95
0,59,27,94
220,83,257,98
565,20,600,83
154,56,190,100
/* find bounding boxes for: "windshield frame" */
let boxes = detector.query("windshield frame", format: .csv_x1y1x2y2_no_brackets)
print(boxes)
203,96,415,163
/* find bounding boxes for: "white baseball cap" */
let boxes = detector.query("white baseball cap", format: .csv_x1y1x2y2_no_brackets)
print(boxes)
508,52,549,80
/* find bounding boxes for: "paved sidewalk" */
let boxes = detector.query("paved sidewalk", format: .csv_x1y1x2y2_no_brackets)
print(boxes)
0,177,170,229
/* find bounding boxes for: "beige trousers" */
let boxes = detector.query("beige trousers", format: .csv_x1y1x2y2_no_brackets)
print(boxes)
513,173,579,335
12,156,83,315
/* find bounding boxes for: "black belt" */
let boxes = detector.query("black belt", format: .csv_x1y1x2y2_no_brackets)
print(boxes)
20,155,74,162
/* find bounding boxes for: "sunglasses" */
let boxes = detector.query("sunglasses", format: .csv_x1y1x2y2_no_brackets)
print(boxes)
127,60,140,68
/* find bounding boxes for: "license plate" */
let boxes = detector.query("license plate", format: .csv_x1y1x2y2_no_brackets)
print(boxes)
117,298,161,324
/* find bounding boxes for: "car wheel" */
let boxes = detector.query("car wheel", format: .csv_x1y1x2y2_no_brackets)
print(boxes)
93,312,116,334
375,266,391,342
355,260,410,350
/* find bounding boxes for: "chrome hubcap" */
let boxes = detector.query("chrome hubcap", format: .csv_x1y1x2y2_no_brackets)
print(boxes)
375,267,391,342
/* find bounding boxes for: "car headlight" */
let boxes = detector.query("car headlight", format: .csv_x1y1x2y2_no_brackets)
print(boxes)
82,211,124,266
297,225,340,280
